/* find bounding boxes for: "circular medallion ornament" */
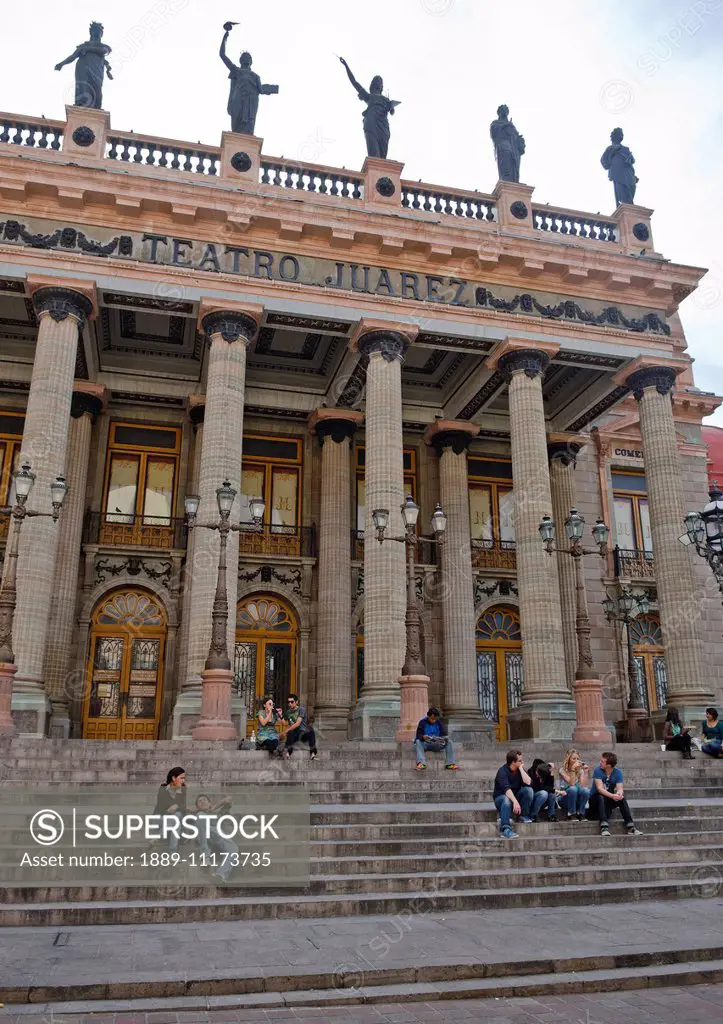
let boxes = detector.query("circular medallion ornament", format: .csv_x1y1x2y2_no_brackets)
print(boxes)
71,126,96,148
510,200,528,220
230,151,253,173
633,222,650,242
376,176,396,198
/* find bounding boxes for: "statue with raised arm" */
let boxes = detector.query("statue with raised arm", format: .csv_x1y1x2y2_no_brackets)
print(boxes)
220,22,279,136
54,21,113,109
601,127,638,206
339,57,400,160
490,104,525,183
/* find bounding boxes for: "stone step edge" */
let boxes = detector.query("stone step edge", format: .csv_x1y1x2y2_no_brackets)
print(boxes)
6,956,723,1011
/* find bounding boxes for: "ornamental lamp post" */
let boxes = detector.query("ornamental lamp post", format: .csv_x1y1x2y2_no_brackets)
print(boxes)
0,462,68,735
603,585,653,743
539,508,613,744
184,483,264,740
681,482,723,595
373,497,447,742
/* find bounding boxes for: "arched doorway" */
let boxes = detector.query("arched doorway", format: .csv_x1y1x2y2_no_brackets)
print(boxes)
234,595,298,732
476,605,524,741
630,614,668,712
83,588,167,740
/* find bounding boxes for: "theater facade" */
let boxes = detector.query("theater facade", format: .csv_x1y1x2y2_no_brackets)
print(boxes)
0,103,721,744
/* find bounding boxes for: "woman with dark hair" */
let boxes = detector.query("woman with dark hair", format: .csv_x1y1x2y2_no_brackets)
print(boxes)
699,708,723,758
529,758,558,822
256,697,281,757
153,767,187,851
663,708,694,759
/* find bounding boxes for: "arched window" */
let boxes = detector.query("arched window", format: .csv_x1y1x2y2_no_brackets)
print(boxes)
234,594,298,732
629,614,667,711
475,605,523,739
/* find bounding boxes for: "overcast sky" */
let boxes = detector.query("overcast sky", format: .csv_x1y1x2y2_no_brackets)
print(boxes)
2,0,722,423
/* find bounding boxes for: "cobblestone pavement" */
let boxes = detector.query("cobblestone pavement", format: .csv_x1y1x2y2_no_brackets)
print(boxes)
1,985,722,1023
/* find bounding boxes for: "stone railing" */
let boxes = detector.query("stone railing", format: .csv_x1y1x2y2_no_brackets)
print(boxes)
0,114,64,150
259,158,364,199
106,132,221,176
401,180,496,222
532,204,618,243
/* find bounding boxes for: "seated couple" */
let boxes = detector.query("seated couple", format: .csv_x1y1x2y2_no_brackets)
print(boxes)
255,695,318,760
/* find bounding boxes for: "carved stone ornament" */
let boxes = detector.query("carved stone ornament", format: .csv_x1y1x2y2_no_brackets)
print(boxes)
231,151,253,173
632,222,650,242
431,430,472,457
32,287,93,329
626,365,677,401
510,200,528,219
201,310,258,344
375,176,396,198
189,403,205,427
71,125,96,147
95,557,173,588
547,440,583,468
357,330,409,363
238,564,302,596
497,348,550,383
71,391,104,419
316,419,358,446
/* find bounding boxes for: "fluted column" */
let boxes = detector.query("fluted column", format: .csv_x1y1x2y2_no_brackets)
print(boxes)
350,328,410,739
13,285,94,736
425,421,486,738
548,437,585,693
310,408,363,739
45,384,106,738
175,306,260,739
627,365,713,715
497,346,575,740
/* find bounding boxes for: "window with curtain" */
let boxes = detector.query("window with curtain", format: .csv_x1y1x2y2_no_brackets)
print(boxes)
356,447,418,537
241,434,302,528
104,423,180,524
0,413,25,509
612,471,651,552
468,459,515,546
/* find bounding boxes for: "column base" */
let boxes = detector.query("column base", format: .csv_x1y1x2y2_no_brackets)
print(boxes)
571,679,614,745
507,698,577,742
11,689,51,737
312,706,352,743
49,700,71,739
445,708,497,745
171,689,202,739
349,692,401,741
396,674,430,744
620,706,654,744
191,668,238,741
0,664,17,737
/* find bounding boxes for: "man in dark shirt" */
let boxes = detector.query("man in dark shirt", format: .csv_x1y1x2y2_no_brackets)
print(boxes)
414,707,459,770
493,750,546,839
591,751,642,837
282,694,317,760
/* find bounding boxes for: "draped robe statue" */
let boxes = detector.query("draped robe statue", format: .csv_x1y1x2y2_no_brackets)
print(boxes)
490,104,525,183
55,21,112,109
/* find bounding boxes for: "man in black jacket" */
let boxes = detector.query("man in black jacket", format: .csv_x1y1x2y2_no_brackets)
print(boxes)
414,707,459,771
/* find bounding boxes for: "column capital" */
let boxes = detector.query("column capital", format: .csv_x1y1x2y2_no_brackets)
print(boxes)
187,394,205,426
308,407,363,445
424,420,480,456
350,317,418,362
547,432,587,467
625,365,678,401
71,382,107,419
198,299,263,344
29,282,95,330
486,337,560,381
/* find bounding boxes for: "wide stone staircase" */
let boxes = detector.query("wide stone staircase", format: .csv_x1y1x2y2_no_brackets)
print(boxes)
1,737,722,1012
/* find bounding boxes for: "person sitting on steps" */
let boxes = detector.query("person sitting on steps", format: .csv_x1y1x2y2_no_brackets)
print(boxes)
255,696,282,757
493,750,547,840
663,707,695,759
696,707,723,758
559,748,592,820
282,693,318,761
591,751,642,837
529,757,559,822
414,707,459,771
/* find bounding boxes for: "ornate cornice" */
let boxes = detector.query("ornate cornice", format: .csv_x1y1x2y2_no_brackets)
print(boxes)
431,430,474,457
71,390,104,419
32,287,93,329
497,348,550,383
626,366,677,401
201,310,258,344
357,330,409,363
316,418,359,446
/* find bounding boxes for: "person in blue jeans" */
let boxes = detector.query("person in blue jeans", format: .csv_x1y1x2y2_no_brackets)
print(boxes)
699,707,723,758
414,708,459,770
493,750,546,839
559,748,591,821
591,751,642,837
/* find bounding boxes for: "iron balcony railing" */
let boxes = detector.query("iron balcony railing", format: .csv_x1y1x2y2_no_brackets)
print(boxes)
83,511,187,550
613,546,655,579
238,523,316,559
351,530,440,566
471,538,517,572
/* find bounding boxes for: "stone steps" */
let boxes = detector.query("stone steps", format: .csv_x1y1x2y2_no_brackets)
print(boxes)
4,943,723,1008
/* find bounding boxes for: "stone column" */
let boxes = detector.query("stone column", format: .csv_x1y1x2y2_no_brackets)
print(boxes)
547,436,585,693
175,305,261,739
309,408,363,739
350,327,412,739
425,421,487,739
495,345,575,740
171,398,205,738
626,364,713,719
13,284,94,736
45,384,107,738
